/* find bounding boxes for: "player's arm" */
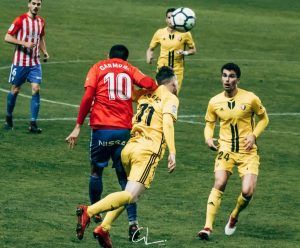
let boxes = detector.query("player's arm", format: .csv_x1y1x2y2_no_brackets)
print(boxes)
39,36,49,61
146,30,159,64
146,47,155,64
177,32,196,56
132,67,158,91
204,102,218,151
204,121,219,151
177,46,196,56
5,17,35,49
244,96,269,151
244,111,269,151
65,86,95,149
4,33,35,49
163,114,176,173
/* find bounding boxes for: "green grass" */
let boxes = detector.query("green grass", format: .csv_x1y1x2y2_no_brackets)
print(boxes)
0,0,300,247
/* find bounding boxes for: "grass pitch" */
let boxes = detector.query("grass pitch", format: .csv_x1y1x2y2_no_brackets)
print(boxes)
0,0,299,247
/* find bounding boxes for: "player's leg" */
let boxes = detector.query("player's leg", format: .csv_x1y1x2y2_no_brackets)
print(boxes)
225,153,259,235
198,151,234,240
90,165,104,223
5,65,27,129
28,64,42,133
198,170,230,240
174,70,183,94
111,133,140,241
93,207,125,248
89,129,112,222
233,174,257,218
91,181,145,246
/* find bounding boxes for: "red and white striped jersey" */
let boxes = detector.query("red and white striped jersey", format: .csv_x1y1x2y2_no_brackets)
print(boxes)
7,13,45,67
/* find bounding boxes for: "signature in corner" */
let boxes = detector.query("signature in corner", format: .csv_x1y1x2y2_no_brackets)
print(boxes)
132,226,167,246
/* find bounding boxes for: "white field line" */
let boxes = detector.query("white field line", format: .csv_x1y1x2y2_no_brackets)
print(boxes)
0,88,79,108
12,117,300,136
1,57,299,70
1,88,299,118
1,84,299,135
177,119,300,136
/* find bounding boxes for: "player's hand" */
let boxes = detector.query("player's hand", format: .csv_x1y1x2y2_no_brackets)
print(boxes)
206,138,219,151
244,134,256,152
146,56,153,64
65,125,81,149
176,50,188,56
168,153,176,173
23,41,36,49
43,52,50,62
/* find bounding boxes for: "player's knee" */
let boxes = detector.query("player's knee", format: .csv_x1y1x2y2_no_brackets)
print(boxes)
91,164,104,176
214,178,227,191
31,85,40,95
241,190,253,199
128,192,139,203
11,87,20,95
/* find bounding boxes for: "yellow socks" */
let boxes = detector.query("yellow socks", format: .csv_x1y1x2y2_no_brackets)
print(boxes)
231,193,251,219
204,188,223,230
87,191,133,217
101,206,125,231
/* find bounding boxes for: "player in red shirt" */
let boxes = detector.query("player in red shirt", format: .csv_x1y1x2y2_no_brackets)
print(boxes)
4,0,49,133
66,44,157,241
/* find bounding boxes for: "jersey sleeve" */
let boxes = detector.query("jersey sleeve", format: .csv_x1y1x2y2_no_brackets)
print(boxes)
84,64,98,88
131,67,157,90
205,101,217,122
149,29,160,49
252,95,266,116
185,32,195,48
7,16,23,35
163,96,179,121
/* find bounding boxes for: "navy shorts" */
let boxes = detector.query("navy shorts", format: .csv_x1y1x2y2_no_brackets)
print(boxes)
90,129,130,170
9,64,42,86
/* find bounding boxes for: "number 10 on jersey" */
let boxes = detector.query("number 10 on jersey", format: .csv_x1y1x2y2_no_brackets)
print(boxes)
104,72,132,100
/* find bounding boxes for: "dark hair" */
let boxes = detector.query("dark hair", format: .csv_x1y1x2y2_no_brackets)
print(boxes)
156,66,175,85
29,0,42,2
166,8,176,17
221,63,241,78
109,45,129,60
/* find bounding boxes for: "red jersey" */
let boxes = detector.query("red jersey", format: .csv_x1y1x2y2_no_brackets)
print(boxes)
77,58,157,129
7,13,45,66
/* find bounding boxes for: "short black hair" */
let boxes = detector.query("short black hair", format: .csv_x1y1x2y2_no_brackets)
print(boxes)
109,45,129,60
156,66,175,85
166,8,176,17
221,63,241,78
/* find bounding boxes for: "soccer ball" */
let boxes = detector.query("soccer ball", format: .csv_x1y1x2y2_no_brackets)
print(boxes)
171,7,196,32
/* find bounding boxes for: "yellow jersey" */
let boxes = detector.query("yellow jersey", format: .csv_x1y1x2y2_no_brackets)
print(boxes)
149,27,195,71
205,88,266,153
132,85,179,154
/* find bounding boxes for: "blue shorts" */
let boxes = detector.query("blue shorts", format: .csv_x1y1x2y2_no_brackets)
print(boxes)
90,129,130,170
8,64,42,86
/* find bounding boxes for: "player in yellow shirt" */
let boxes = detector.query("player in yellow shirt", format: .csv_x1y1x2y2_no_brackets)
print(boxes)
198,63,269,240
146,7,196,93
75,66,179,247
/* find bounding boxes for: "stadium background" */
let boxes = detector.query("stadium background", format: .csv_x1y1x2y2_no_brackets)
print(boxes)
0,0,299,247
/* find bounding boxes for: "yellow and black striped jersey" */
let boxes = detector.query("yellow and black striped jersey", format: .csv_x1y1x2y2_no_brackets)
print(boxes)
205,88,266,153
132,85,179,153
149,27,195,70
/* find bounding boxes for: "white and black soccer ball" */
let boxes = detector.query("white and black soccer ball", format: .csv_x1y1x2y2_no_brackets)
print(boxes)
171,7,196,32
